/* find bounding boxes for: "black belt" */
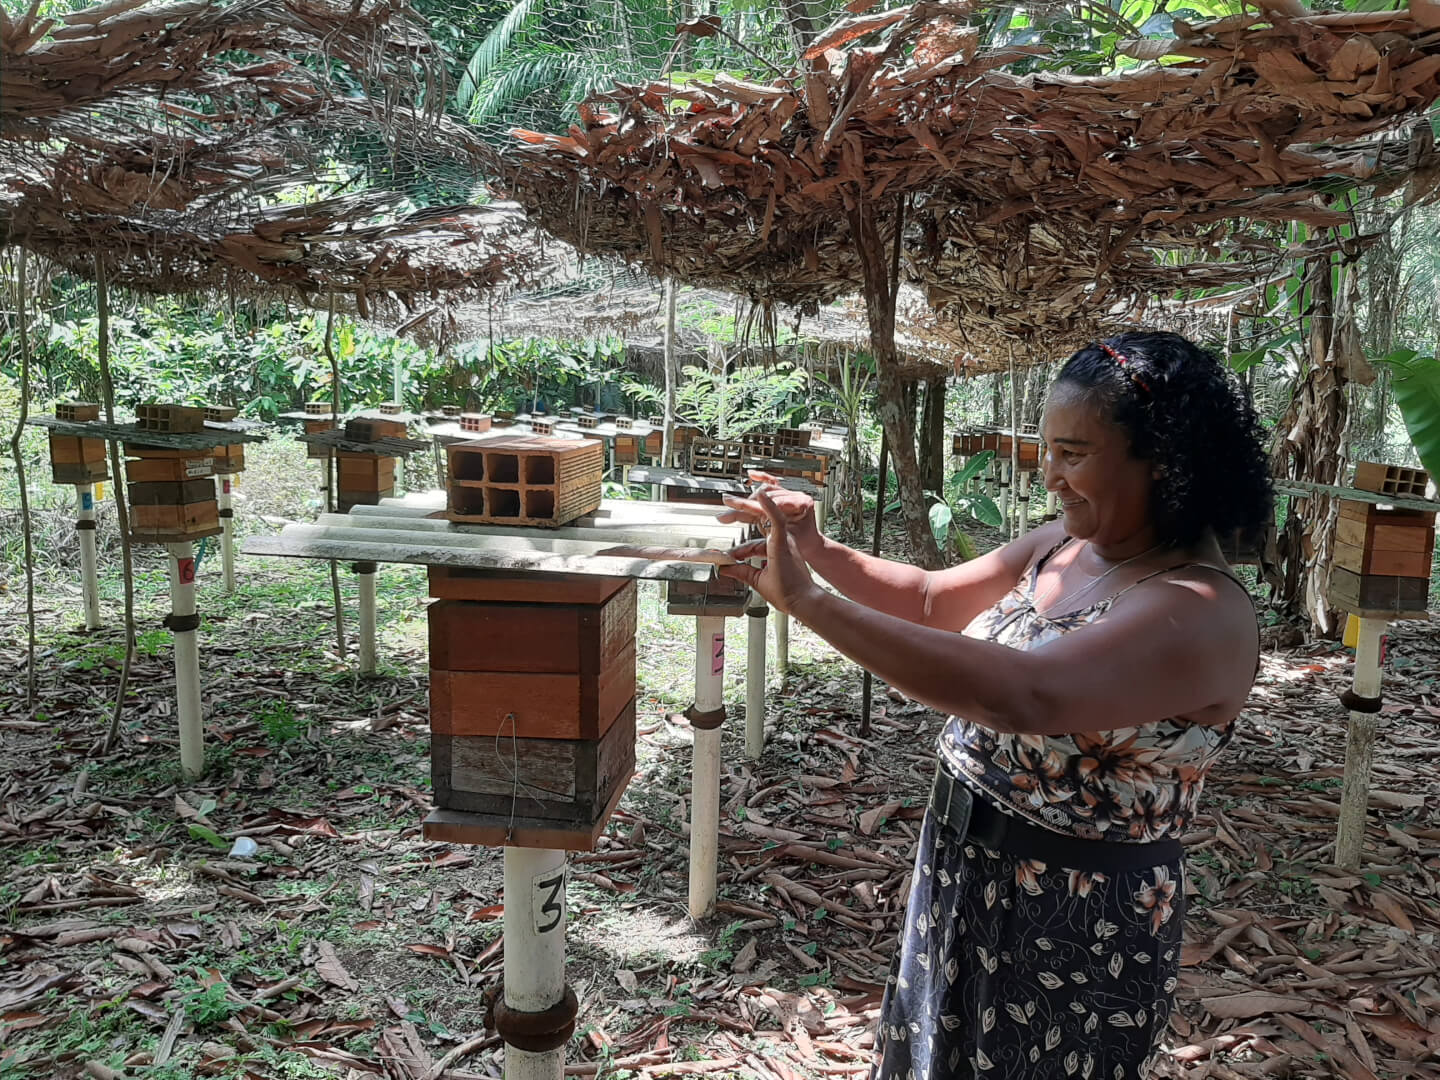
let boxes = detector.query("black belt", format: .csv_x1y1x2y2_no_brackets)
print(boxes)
930,764,1183,873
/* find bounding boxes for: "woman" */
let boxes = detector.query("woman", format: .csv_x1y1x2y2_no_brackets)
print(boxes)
719,332,1271,1079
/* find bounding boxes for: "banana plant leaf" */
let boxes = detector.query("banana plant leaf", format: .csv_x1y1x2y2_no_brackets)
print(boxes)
1372,348,1440,480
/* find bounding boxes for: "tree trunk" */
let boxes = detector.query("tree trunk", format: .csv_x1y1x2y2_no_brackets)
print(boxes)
1271,254,1349,637
918,375,947,493
845,192,944,568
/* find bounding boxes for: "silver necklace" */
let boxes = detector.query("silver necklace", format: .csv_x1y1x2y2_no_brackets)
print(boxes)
1035,540,1166,615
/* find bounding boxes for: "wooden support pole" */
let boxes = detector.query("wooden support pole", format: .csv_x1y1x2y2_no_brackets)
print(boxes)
501,845,569,1080
77,484,102,630
218,477,236,594
774,610,789,678
9,249,37,703
745,580,767,762
97,254,137,755
688,614,725,920
167,542,205,779
1335,617,1386,870
1009,350,1020,541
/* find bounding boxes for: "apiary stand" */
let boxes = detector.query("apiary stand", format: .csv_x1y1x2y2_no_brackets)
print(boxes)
166,542,205,779
774,611,789,677
745,577,767,762
76,484,102,629
218,476,236,593
1017,472,1032,537
1335,617,1386,870
355,561,378,676
689,614,726,920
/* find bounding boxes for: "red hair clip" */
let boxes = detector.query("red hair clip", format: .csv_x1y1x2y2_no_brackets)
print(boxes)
1099,342,1152,394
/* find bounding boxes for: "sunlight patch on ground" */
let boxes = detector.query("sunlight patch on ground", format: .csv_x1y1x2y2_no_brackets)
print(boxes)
570,900,710,968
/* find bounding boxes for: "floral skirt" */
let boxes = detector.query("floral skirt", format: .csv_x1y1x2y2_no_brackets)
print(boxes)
873,808,1183,1080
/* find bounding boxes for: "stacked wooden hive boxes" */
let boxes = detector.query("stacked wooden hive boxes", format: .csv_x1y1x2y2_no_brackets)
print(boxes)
431,434,629,847
126,404,222,543
48,402,108,484
1329,462,1435,617
337,414,406,511
953,430,1041,468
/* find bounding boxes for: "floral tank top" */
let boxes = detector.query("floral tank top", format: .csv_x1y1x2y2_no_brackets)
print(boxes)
937,538,1239,844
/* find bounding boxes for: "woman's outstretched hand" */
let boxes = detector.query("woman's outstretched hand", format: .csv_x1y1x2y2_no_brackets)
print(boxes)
718,486,820,616
718,471,821,555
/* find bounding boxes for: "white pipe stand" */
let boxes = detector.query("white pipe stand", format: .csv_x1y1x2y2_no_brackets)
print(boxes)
1046,489,1058,521
76,484,102,630
688,614,725,920
501,846,570,1080
774,610,789,678
218,477,236,594
1335,617,1387,870
998,462,1012,532
745,583,767,761
356,563,377,676
167,542,205,779
1017,471,1031,538
650,483,661,501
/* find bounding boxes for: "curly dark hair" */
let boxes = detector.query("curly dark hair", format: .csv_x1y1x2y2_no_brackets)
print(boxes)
1054,330,1273,549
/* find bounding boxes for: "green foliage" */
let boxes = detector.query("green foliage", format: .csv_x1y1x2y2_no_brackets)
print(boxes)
1371,348,1440,480
174,974,242,1028
622,361,807,435
929,451,1001,558
257,700,306,745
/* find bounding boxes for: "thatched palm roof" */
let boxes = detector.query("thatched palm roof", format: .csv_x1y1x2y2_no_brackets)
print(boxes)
0,0,538,305
495,1,1440,340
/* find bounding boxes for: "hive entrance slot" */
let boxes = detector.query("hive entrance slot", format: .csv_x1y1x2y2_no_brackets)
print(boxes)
525,456,556,484
453,453,485,482
487,489,521,517
488,454,519,483
452,486,486,515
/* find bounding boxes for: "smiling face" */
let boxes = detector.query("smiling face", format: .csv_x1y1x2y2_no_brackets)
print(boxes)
1040,382,1157,554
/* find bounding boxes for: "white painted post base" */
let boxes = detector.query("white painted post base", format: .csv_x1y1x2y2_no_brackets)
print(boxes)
1336,617,1387,870
650,483,661,501
1017,471,1031,538
77,484,102,630
1046,489,1058,521
357,567,377,676
774,610,790,678
218,477,236,594
689,615,725,920
167,542,205,779
502,846,569,1080
745,592,767,761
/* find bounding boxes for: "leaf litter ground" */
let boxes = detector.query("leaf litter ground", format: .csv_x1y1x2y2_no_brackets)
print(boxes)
2,481,1439,1079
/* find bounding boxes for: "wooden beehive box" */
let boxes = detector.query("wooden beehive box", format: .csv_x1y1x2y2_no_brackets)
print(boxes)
208,444,245,474
426,568,637,849
1327,462,1435,617
613,433,641,466
337,452,396,511
446,435,603,526
666,574,749,617
49,402,108,483
125,445,220,543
